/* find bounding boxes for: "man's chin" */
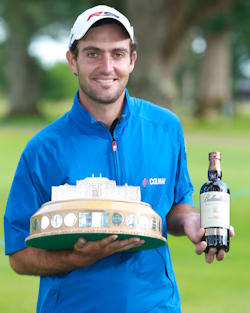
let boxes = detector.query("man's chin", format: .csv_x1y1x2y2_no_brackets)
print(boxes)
93,96,121,105
88,90,125,105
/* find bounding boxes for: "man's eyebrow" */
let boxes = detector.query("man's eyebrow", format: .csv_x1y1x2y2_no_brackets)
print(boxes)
81,47,129,53
81,46,101,52
113,48,129,53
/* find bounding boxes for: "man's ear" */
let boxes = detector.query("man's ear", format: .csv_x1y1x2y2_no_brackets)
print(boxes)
66,50,77,76
129,51,137,74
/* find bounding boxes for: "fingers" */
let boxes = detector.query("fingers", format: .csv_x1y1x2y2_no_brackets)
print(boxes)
195,240,228,264
74,235,145,257
74,237,88,252
196,239,229,264
195,240,207,255
196,228,205,243
195,228,207,256
205,248,217,264
205,248,227,263
73,235,118,254
108,237,145,253
195,225,234,264
229,225,235,237
195,238,225,264
216,249,226,262
101,236,145,254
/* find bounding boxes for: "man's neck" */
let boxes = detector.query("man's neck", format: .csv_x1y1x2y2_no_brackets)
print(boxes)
78,91,125,129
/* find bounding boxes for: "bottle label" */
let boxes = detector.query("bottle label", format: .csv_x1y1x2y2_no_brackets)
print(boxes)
200,191,230,228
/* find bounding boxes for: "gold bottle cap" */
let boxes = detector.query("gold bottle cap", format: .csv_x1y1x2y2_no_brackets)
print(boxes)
208,152,221,171
209,152,221,160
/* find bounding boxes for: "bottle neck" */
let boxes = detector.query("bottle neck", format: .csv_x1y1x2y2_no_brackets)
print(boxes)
208,170,222,180
208,154,222,181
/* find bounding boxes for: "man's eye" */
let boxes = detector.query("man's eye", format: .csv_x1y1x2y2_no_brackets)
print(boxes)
115,53,123,57
87,52,98,57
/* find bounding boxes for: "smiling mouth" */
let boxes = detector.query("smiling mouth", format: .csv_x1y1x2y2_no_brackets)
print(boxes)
93,78,118,87
96,79,115,83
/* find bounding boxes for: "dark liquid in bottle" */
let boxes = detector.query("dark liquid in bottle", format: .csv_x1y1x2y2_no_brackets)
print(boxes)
200,153,230,253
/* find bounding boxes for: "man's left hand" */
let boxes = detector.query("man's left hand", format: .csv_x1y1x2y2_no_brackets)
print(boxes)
183,212,235,264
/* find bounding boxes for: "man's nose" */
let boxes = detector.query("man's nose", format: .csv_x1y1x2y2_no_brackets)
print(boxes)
100,54,113,73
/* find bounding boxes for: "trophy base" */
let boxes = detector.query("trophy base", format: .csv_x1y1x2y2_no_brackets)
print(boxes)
26,198,167,252
26,232,167,252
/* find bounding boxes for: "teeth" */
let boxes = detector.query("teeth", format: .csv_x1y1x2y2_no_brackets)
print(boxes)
96,79,114,83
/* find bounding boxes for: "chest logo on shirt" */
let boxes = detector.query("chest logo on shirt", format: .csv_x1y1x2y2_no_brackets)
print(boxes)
142,177,166,187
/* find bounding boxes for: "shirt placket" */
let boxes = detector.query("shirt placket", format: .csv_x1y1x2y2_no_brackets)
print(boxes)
109,118,121,185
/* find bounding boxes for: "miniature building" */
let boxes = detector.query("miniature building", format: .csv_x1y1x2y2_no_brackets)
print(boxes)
51,175,141,202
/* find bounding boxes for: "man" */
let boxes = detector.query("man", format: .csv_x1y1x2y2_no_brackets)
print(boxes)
4,5,234,313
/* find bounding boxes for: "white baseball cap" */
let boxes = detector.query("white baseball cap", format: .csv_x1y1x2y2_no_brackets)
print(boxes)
69,5,134,48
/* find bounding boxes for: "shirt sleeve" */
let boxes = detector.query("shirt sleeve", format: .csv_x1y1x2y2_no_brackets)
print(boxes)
173,127,194,206
4,149,44,255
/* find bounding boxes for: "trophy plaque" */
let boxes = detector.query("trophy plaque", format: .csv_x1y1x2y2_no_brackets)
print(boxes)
25,176,167,252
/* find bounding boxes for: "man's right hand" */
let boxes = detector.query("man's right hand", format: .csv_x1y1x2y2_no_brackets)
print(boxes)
71,235,145,267
9,236,145,277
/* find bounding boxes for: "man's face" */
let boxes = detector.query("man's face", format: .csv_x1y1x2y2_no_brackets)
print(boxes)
67,23,137,105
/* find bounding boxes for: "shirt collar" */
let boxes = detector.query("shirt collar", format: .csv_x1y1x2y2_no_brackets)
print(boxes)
69,89,132,133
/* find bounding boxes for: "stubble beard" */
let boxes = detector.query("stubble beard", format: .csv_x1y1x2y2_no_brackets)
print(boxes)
79,77,129,106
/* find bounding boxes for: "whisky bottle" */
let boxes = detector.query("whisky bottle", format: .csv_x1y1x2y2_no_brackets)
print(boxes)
200,152,230,253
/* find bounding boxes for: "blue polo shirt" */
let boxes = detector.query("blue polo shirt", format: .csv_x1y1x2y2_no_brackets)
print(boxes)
4,89,194,313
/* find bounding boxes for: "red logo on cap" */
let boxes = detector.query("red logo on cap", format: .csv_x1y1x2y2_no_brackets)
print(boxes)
87,11,103,21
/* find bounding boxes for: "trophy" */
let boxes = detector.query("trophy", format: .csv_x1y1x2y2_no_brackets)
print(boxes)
25,176,167,252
